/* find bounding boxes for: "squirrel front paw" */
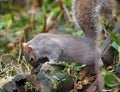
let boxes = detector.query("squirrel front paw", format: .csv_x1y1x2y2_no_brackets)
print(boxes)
40,62,50,72
40,61,55,72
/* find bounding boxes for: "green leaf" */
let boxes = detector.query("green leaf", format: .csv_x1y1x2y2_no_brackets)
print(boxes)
25,82,33,88
110,32,120,46
0,22,6,29
72,30,83,36
112,42,120,52
104,72,118,87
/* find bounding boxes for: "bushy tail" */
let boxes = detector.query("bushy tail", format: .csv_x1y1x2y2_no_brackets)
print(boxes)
72,0,116,40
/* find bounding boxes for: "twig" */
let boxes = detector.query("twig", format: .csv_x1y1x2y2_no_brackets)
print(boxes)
56,0,72,23
45,11,63,33
46,12,54,25
41,16,47,33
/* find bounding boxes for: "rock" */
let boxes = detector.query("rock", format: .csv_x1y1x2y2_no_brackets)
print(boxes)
2,63,74,92
2,75,27,92
38,63,74,92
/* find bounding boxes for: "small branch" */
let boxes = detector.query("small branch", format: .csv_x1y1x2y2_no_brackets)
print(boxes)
56,0,72,23
46,12,54,25
45,11,63,33
41,16,47,33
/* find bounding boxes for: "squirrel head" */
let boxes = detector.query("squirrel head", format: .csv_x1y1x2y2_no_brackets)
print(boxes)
22,43,39,65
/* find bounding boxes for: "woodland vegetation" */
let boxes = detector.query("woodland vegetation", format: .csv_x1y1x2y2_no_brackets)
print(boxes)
0,0,120,92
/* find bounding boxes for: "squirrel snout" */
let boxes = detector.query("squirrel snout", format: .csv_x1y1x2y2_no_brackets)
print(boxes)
30,56,35,61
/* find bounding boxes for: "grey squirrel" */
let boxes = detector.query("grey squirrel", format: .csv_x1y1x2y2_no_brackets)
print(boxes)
23,0,116,91
23,33,102,65
23,0,115,65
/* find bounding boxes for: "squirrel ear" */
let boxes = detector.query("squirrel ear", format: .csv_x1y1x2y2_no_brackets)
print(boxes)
27,45,33,51
22,43,27,47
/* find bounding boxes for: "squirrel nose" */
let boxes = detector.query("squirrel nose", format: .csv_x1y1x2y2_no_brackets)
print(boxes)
30,57,34,61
